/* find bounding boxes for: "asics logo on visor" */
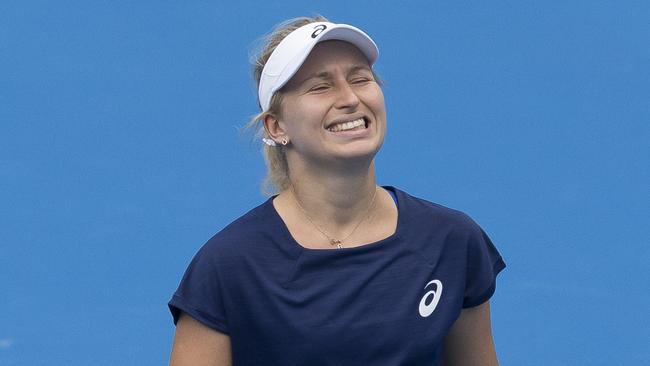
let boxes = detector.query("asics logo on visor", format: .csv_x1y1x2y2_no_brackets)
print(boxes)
311,24,327,38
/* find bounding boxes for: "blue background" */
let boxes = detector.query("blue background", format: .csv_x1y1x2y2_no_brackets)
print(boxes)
2,1,648,365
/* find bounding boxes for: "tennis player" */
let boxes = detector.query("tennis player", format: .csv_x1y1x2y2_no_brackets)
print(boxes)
169,15,506,366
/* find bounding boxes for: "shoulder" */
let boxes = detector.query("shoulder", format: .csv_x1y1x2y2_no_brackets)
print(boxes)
393,187,505,283
191,198,281,265
394,186,481,235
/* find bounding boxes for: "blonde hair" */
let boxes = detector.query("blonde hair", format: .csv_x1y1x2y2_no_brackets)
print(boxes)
245,15,382,195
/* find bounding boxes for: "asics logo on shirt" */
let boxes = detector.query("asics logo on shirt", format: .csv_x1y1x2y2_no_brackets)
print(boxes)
418,279,443,317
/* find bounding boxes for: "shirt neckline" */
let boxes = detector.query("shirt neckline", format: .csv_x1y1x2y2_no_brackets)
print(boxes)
266,185,404,255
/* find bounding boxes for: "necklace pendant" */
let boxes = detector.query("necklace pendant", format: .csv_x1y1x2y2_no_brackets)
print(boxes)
330,239,341,247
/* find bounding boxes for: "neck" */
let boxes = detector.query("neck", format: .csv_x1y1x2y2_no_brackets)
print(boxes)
286,159,378,228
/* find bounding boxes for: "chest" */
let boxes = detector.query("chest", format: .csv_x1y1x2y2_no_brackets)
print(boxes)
225,248,466,365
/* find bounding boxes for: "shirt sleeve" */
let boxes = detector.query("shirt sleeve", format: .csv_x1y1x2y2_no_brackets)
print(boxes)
462,222,506,308
168,245,229,334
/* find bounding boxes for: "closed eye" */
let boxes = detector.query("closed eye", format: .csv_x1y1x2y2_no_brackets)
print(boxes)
308,84,331,92
351,78,371,84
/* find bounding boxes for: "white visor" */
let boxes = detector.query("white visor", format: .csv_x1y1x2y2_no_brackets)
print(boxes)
257,22,379,111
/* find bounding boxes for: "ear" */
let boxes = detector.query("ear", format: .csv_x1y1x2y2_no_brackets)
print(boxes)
262,113,288,143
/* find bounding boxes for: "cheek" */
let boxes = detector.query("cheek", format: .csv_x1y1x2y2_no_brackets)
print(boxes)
282,107,322,135
287,99,330,124
366,88,386,118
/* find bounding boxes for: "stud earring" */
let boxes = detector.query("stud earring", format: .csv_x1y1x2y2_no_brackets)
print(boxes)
281,138,289,146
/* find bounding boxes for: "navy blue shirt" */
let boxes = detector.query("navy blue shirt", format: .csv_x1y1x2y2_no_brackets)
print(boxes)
169,186,505,365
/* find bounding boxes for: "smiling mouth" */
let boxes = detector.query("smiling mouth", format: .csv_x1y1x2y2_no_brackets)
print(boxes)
327,117,369,132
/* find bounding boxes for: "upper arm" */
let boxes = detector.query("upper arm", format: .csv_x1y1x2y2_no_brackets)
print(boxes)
442,301,499,366
169,312,232,366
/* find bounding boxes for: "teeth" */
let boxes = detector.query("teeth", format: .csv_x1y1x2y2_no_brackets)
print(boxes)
328,118,366,132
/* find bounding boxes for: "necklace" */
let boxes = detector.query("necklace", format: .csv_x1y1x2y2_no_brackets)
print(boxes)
289,185,378,249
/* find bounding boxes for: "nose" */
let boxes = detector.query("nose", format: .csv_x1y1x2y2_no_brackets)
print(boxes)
333,81,360,110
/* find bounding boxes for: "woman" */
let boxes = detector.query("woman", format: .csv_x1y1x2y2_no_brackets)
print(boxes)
169,16,505,366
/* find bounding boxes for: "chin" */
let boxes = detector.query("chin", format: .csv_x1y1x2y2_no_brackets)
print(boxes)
331,142,383,162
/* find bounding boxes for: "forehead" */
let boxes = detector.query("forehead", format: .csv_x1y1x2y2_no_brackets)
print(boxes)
287,40,371,84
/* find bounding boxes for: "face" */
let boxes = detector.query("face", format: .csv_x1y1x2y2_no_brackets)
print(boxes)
272,40,386,167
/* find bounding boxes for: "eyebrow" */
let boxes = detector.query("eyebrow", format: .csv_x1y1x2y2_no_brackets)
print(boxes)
297,65,372,86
